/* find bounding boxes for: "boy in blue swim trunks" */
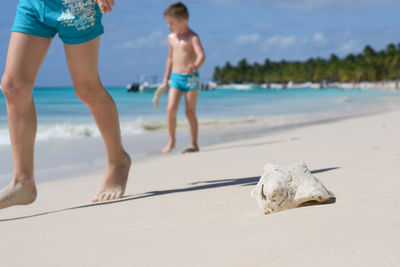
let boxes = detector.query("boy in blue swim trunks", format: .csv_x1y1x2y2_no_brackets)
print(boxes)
0,0,131,210
161,2,205,154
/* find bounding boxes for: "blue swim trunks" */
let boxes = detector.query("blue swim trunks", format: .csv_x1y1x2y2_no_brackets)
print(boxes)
170,72,200,92
12,0,104,45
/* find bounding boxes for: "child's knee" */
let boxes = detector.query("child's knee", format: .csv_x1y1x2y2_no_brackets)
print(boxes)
185,108,196,117
1,74,33,103
167,105,179,115
74,81,103,103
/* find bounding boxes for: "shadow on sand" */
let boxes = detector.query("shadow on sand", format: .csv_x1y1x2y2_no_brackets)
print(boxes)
0,167,339,222
202,139,287,152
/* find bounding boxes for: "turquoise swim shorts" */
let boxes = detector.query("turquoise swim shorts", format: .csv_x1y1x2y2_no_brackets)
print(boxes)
12,0,104,45
170,72,200,92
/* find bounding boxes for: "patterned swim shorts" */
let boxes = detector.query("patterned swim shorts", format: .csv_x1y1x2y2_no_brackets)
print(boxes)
170,72,200,92
12,0,104,44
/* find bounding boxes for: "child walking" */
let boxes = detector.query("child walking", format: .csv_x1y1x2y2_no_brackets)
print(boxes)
160,2,205,154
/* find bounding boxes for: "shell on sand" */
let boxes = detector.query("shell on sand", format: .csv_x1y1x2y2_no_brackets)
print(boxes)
251,162,335,214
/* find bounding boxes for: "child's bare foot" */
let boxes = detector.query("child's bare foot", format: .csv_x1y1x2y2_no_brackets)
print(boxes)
182,146,199,154
92,151,131,203
162,141,175,154
0,180,37,210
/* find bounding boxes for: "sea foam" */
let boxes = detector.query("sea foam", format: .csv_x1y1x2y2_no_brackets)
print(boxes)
0,122,144,146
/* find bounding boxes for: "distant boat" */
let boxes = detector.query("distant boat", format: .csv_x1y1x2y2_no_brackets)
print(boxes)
139,82,159,93
127,80,216,92
287,81,312,89
219,83,260,90
126,83,140,92
201,82,217,91
126,82,159,93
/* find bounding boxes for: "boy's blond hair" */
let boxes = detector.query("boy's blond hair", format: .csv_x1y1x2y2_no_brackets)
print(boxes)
164,2,189,20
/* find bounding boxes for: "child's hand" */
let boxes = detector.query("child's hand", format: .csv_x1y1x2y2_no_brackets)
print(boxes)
153,84,169,109
185,64,198,74
95,0,115,14
162,80,169,88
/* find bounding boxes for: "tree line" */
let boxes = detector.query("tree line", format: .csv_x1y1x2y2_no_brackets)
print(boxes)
213,44,400,83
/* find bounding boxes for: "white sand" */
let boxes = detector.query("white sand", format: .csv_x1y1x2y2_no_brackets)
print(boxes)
0,110,399,266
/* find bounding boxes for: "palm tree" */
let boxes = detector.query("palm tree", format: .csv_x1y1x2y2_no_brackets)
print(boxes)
212,42,400,83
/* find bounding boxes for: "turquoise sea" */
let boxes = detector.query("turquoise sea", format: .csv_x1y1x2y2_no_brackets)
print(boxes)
1,86,400,186
1,86,400,146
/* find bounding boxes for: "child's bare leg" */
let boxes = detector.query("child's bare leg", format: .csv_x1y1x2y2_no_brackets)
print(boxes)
0,33,51,209
184,89,199,152
162,88,182,153
64,38,131,202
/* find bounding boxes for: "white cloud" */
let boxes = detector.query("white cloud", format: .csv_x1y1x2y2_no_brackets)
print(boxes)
253,31,370,61
261,35,297,51
187,0,395,11
339,39,358,54
235,34,260,45
313,32,325,43
120,31,165,49
273,0,395,11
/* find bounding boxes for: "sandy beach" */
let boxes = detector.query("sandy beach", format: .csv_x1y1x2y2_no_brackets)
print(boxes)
0,110,399,266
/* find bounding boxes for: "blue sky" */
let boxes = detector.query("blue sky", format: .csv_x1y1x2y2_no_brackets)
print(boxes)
1,0,400,86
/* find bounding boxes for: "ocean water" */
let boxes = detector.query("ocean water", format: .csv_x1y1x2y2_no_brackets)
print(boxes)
1,86,400,186
1,86,400,146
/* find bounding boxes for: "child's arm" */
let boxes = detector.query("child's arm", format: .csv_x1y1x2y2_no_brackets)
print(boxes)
162,37,173,87
95,0,115,14
186,35,205,74
153,37,172,109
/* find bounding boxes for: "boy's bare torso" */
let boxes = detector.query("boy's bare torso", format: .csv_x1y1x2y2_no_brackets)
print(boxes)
169,30,197,74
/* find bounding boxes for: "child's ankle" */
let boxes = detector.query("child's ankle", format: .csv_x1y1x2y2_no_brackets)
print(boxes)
167,138,175,145
190,143,198,149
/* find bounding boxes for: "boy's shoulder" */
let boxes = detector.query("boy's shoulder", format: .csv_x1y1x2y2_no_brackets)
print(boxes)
168,29,199,39
188,29,199,38
168,30,199,45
